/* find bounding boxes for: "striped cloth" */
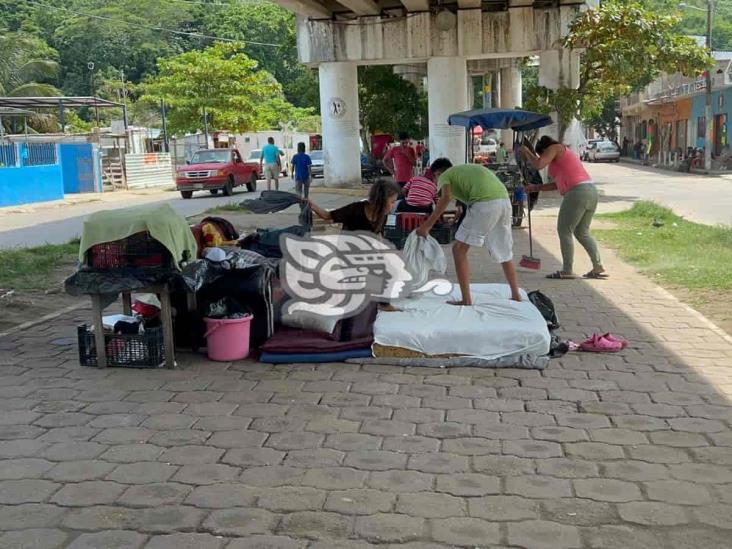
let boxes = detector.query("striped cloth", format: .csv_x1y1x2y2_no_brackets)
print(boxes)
403,176,437,207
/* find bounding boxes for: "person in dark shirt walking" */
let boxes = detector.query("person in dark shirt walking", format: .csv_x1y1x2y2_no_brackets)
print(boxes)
291,142,312,199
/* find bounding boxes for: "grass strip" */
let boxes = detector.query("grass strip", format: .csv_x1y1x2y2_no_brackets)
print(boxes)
0,240,80,290
595,201,732,291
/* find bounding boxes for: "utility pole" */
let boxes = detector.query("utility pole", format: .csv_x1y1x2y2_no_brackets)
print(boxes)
203,107,209,148
160,99,169,153
704,0,714,171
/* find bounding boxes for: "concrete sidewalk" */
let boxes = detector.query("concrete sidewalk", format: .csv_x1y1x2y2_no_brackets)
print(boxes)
0,210,730,548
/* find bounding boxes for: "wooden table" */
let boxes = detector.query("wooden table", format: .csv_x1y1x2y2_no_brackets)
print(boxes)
90,283,176,369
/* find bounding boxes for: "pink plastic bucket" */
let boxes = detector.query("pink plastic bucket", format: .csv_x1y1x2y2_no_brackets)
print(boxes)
203,315,252,362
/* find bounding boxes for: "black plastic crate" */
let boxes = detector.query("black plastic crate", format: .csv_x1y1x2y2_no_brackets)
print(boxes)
430,223,457,244
77,324,165,368
86,232,173,270
383,223,455,250
383,226,408,250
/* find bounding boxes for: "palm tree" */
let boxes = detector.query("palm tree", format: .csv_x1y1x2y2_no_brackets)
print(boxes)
0,33,60,97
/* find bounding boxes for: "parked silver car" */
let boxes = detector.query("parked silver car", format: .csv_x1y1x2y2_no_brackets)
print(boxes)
309,150,324,178
589,141,620,163
581,139,603,161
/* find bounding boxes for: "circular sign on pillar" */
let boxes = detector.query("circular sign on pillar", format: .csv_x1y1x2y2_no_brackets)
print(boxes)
328,97,347,119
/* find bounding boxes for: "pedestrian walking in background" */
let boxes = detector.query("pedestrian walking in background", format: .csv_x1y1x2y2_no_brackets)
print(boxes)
291,142,312,199
415,140,424,173
520,136,606,280
260,137,282,191
421,145,430,173
384,132,416,191
496,142,508,164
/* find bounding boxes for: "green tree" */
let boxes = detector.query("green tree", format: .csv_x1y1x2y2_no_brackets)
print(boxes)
525,0,711,137
0,0,38,33
4,0,322,112
358,66,427,148
641,0,732,51
296,115,322,134
197,0,319,109
0,32,59,96
140,42,301,135
29,0,196,95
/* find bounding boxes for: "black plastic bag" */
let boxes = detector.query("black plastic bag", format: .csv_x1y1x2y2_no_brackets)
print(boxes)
548,333,569,358
528,290,560,330
240,225,307,258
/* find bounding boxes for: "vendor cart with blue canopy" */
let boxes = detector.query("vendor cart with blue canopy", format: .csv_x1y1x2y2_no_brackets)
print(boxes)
447,108,552,227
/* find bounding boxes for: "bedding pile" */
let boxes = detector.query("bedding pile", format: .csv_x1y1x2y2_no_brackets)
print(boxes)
259,302,378,363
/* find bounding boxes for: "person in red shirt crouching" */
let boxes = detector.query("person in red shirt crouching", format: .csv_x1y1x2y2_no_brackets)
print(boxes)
396,168,438,214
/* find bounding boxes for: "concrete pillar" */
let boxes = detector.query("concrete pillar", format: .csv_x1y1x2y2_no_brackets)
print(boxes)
428,56,469,164
499,66,522,150
468,75,474,110
318,62,361,187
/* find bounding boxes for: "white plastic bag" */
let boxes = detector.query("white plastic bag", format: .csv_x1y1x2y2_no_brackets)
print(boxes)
402,232,446,294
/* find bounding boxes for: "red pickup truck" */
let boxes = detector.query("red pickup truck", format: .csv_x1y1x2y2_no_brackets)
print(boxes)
176,149,259,199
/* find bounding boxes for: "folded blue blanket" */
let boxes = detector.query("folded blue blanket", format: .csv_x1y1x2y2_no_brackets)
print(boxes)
260,348,372,364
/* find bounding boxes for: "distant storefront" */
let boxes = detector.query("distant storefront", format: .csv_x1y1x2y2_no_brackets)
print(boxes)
620,52,732,167
691,88,732,155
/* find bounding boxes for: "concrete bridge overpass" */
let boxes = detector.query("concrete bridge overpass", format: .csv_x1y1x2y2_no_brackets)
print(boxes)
272,0,591,186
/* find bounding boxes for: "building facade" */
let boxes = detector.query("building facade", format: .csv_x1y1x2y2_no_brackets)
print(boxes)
619,52,732,168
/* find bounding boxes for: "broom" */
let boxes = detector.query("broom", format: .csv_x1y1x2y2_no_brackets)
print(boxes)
519,188,541,270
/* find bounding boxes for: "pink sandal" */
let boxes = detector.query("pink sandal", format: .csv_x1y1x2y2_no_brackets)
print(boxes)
580,334,623,353
601,333,629,349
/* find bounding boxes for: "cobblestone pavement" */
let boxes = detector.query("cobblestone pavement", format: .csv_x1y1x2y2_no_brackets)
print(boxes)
0,215,731,548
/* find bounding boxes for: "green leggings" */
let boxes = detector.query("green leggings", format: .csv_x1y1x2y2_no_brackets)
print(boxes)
557,183,603,273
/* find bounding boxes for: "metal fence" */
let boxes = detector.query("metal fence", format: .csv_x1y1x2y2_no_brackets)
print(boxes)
124,152,174,188
22,142,57,166
0,144,17,167
0,142,58,167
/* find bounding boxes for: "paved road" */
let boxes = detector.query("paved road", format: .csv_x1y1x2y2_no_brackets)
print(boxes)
0,180,296,249
585,161,732,226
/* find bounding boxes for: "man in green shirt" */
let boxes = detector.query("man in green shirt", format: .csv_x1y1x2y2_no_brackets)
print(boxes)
416,158,521,305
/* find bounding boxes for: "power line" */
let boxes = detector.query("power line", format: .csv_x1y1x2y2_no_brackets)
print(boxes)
24,0,282,48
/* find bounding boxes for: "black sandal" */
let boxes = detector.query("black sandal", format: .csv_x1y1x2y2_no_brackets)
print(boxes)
582,271,609,279
546,271,576,280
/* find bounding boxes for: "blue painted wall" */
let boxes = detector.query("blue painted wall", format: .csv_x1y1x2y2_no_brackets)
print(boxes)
0,164,65,207
691,88,732,148
60,143,95,193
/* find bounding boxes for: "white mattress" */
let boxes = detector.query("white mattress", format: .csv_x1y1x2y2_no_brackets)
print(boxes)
374,283,551,360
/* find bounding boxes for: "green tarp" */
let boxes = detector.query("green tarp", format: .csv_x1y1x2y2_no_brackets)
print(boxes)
78,203,197,270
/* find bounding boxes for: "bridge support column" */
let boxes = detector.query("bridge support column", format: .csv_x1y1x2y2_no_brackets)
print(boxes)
428,56,468,165
500,66,522,150
319,62,361,187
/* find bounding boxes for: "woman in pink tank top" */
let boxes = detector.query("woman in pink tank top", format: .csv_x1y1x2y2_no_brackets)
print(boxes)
520,136,606,280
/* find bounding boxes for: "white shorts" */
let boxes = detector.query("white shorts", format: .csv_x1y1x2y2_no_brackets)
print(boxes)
455,199,514,263
264,163,280,180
